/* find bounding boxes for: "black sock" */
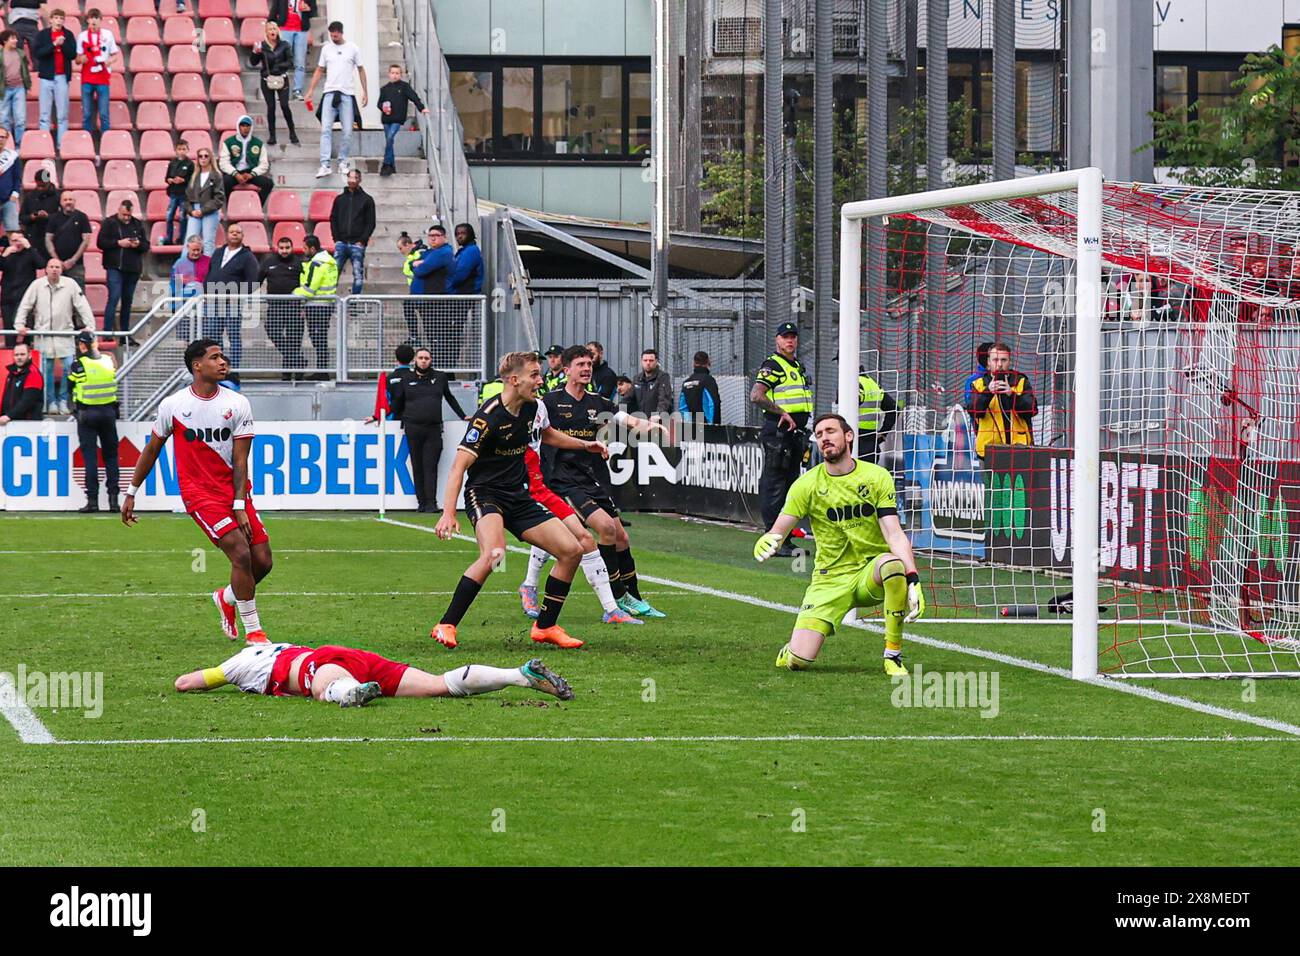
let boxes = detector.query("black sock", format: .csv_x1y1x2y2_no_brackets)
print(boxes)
599,543,626,599
536,573,572,629
618,548,642,600
440,575,483,626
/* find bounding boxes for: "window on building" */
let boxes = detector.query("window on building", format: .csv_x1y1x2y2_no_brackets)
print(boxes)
542,64,623,156
450,70,493,156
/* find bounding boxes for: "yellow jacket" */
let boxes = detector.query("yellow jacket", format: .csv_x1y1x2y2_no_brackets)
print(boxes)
967,370,1036,457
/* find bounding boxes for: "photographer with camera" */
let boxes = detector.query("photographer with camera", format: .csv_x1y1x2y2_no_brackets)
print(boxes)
965,341,1036,459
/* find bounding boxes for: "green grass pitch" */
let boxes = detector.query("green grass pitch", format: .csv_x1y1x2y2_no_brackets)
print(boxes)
3,511,1300,866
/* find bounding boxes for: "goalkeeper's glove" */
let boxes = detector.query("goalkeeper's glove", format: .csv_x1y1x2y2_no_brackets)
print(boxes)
754,532,783,563
904,572,926,623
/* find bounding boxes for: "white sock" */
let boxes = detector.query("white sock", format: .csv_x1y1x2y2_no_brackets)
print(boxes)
524,547,550,589
222,585,236,605
236,598,261,634
442,664,530,698
580,548,618,613
322,676,360,703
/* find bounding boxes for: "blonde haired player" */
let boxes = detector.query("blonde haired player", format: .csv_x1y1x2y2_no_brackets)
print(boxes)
755,413,925,675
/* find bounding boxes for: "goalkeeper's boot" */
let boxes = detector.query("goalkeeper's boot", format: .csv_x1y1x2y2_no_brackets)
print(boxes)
883,654,908,677
243,629,270,646
618,594,666,619
520,659,575,701
602,608,644,625
775,644,812,671
212,589,238,641
518,584,540,619
530,623,584,649
339,681,383,708
431,623,458,650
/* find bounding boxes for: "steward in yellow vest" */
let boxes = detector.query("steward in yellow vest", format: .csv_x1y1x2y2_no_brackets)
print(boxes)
856,371,898,463
965,343,1036,458
750,321,813,552
68,331,121,513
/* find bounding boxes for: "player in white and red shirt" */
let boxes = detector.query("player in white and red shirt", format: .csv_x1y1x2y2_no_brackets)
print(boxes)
172,642,574,705
515,397,642,626
121,340,274,645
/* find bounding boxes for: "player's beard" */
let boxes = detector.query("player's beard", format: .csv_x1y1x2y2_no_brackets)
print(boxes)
822,442,847,464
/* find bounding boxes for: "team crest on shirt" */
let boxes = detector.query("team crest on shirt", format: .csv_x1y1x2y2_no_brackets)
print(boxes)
223,408,234,421
587,408,599,421
857,484,870,499
465,428,481,443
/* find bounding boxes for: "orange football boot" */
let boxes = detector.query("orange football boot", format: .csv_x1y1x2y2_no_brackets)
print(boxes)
431,623,459,649
530,624,584,649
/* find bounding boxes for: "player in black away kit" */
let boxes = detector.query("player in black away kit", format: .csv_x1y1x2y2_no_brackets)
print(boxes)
434,351,610,650
543,344,670,618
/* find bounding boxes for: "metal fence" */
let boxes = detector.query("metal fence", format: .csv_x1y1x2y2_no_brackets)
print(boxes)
342,295,487,377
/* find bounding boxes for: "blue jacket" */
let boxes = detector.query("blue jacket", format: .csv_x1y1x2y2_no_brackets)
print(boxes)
963,364,987,408
447,242,483,294
410,245,453,295
0,156,21,204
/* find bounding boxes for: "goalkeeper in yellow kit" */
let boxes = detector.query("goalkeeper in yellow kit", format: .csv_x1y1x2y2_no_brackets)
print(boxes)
754,413,924,676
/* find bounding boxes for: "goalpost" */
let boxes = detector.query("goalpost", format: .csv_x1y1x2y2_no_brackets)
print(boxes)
838,168,1300,680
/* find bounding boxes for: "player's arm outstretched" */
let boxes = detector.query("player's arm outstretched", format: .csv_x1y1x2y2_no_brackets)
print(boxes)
120,433,169,525
540,426,608,458
174,667,229,693
879,514,925,622
754,511,802,562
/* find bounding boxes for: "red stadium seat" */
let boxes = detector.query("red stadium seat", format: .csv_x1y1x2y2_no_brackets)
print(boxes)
129,44,164,73
24,100,37,126
22,160,58,189
235,0,268,17
213,102,247,132
174,102,210,130
108,100,133,130
131,72,168,102
313,221,334,248
99,130,137,160
70,190,103,221
61,160,99,189
149,221,182,253
125,17,161,46
205,45,242,75
209,74,245,102
83,252,106,284
101,17,122,42
122,0,162,16
198,0,233,16
226,191,263,220
143,163,171,193
163,17,197,45
64,17,82,37
20,130,55,160
237,17,267,48
162,0,191,16
200,18,236,46
60,130,96,159
86,284,109,320
95,0,121,15
140,131,176,161
307,191,334,223
87,219,101,247
108,72,128,101
105,190,143,217
27,79,37,101
265,191,302,223
145,189,172,221
170,73,206,101
181,130,214,156
166,45,202,73
236,221,270,254
103,160,141,190
271,220,306,253
136,101,172,130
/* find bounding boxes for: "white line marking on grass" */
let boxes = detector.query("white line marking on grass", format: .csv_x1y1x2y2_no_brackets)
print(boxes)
378,517,1300,739
43,733,1300,746
0,673,56,744
0,589,688,599
0,549,476,555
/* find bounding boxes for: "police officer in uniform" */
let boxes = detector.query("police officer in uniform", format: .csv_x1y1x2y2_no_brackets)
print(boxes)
67,331,120,514
856,367,898,463
750,321,812,557
540,345,567,395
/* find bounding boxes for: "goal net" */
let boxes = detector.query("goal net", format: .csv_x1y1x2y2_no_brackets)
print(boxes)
838,170,1300,679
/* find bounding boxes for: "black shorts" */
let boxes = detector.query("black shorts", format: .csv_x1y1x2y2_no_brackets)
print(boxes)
464,485,555,539
551,479,620,521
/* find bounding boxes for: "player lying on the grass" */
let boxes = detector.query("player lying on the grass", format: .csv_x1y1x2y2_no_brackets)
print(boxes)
432,350,611,651
754,413,924,676
538,345,670,619
174,642,573,706
122,339,274,646
516,395,642,626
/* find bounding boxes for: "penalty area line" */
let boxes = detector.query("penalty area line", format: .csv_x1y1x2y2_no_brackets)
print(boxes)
377,517,1300,739
0,673,56,744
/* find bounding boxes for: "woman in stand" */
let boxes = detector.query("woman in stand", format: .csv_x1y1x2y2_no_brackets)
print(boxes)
249,20,298,146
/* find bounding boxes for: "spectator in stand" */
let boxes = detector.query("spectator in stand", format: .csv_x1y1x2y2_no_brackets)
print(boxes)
0,30,30,147
269,0,315,101
219,115,274,206
20,166,58,249
0,231,40,344
14,258,94,414
184,147,225,256
330,168,375,295
587,341,618,399
679,350,722,425
97,198,146,335
4,0,40,54
169,233,210,302
0,126,19,233
32,8,74,149
0,340,43,423
250,21,298,147
615,375,637,414
304,21,367,179
157,139,194,247
965,341,1036,459
45,190,92,290
377,63,428,177
74,8,120,143
963,341,992,409
259,233,304,378
410,224,452,347
447,222,483,294
292,232,338,377
633,348,673,420
204,223,261,370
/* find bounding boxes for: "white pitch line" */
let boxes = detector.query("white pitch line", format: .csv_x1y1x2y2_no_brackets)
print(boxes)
0,673,56,744
0,549,476,555
0,589,687,599
43,733,1300,746
379,517,1300,739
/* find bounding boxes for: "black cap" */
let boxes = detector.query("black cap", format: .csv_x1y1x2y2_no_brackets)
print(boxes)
75,330,95,346
545,344,563,356
776,322,800,337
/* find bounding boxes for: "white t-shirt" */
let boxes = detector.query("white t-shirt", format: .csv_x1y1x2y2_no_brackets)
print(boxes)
216,643,294,694
318,40,362,94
